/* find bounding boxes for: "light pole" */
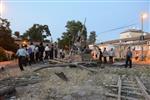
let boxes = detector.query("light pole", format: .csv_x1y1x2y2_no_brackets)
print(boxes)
140,13,148,61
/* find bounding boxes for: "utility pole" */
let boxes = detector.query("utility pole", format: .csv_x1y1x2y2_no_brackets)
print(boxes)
140,13,148,61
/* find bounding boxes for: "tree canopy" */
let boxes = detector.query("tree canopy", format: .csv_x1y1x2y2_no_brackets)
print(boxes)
22,24,51,42
88,31,96,44
58,20,87,49
0,18,18,52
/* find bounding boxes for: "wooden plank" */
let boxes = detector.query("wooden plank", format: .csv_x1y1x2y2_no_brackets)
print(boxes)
49,59,63,64
76,64,98,73
122,86,140,91
117,76,122,100
121,90,143,96
135,77,150,100
34,63,98,73
105,93,139,100
105,84,118,88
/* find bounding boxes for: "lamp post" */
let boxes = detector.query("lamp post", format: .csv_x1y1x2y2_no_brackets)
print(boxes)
140,13,148,61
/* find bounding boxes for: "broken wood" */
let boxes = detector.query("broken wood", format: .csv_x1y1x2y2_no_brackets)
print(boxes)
105,93,139,100
74,64,98,73
49,59,63,64
135,77,150,100
55,72,69,81
117,76,121,100
33,63,98,73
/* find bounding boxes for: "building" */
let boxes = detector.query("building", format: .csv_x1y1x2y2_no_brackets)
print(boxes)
97,29,150,64
120,29,144,39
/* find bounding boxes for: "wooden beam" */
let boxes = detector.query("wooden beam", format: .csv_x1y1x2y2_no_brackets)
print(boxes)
117,76,122,100
105,93,139,100
135,77,150,100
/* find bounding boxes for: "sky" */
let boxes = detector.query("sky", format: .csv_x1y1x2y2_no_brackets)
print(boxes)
1,0,150,43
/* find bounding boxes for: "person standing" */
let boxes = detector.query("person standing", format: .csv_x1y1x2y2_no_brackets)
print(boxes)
39,42,45,62
45,44,50,60
35,45,39,62
103,48,108,63
29,42,35,64
16,45,28,71
109,48,115,64
99,48,103,63
49,44,54,59
125,47,132,68
54,42,58,58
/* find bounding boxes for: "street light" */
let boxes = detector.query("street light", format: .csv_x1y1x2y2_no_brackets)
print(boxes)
141,13,148,31
140,12,148,61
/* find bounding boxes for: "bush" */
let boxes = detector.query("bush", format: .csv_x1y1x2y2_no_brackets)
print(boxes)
0,47,8,61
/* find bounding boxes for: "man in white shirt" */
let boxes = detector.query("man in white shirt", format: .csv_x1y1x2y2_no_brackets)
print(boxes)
109,48,115,63
29,42,35,64
16,45,28,71
45,44,50,59
103,48,108,63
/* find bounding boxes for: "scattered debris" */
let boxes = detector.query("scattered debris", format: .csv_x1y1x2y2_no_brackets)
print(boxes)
55,72,69,81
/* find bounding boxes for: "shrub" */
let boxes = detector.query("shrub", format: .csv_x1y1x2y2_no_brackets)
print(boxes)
0,47,8,61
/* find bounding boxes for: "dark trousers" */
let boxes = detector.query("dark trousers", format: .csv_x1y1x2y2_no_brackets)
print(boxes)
26,57,31,66
50,50,53,59
18,56,26,71
99,56,102,63
125,57,132,68
109,56,113,63
30,52,35,64
45,51,49,59
55,50,57,58
103,57,107,63
35,52,39,62
39,52,44,62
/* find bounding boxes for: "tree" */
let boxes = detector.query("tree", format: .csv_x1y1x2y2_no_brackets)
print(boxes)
14,31,20,38
22,24,51,41
58,20,87,49
0,18,18,52
88,31,96,44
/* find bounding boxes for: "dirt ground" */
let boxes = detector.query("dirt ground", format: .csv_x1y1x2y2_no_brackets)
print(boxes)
0,63,150,100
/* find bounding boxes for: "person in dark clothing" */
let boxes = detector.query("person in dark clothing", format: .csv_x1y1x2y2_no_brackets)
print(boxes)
99,48,103,63
125,47,132,68
39,42,45,62
54,42,58,58
50,44,54,59
27,46,32,65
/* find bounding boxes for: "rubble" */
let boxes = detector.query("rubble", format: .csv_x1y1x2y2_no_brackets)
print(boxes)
0,63,149,100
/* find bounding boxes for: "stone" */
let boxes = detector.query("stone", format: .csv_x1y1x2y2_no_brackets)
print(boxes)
63,95,72,100
78,90,86,96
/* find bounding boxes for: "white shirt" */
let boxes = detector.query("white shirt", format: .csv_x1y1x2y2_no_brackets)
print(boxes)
16,48,28,57
109,50,115,57
29,45,35,53
45,46,50,51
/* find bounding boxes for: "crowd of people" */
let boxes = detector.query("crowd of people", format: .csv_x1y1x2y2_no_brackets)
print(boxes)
16,42,65,71
92,46,132,68
91,47,115,64
16,42,133,71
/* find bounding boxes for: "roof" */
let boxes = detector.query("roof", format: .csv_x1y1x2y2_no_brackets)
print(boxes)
97,34,150,45
120,29,149,34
